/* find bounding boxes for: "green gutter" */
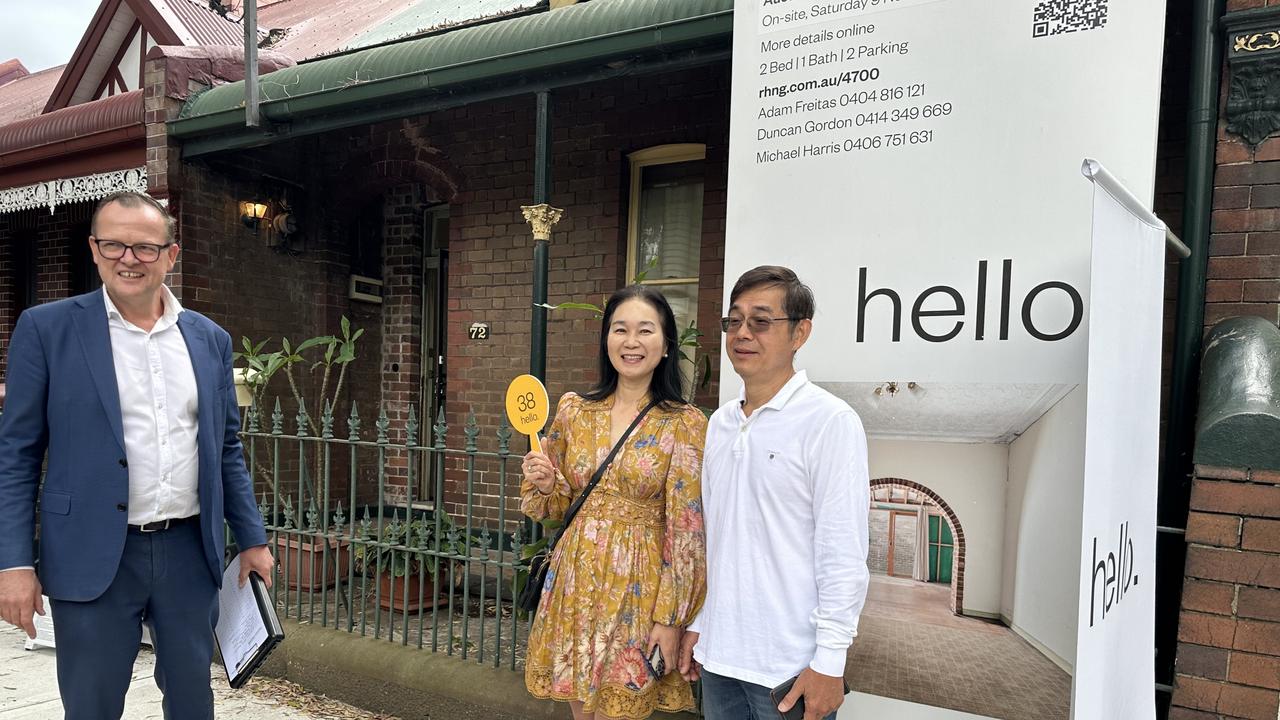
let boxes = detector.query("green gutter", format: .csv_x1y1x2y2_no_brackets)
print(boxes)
1156,0,1225,701
170,0,733,147
179,50,728,156
1162,0,1223,546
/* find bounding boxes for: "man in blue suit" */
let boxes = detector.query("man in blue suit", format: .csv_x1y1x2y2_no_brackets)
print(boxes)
0,191,275,719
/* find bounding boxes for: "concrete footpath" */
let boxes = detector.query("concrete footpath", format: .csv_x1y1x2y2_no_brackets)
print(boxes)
0,625,392,719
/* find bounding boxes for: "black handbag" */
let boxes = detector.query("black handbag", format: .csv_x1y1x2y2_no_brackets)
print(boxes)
517,399,658,613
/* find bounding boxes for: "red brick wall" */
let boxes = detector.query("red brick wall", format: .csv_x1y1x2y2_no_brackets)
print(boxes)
1208,2,1280,330
0,203,95,382
1226,0,1280,12
1171,465,1280,720
172,159,393,510
434,71,732,521
1208,133,1280,327
381,183,427,504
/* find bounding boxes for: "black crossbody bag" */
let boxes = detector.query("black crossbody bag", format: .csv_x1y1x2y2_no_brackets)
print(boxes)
517,399,658,614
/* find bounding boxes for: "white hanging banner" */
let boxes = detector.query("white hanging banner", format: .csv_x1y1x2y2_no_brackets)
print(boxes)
722,0,1167,389
1073,159,1163,720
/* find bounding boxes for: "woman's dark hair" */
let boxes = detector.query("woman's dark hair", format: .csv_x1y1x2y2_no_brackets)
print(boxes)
581,285,688,409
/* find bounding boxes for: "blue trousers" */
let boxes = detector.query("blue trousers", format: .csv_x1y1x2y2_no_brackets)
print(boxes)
701,669,838,720
49,521,219,720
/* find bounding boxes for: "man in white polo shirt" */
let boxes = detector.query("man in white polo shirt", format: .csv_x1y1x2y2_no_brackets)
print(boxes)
678,265,870,720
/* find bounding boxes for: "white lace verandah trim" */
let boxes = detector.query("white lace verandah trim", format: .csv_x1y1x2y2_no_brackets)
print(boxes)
0,167,147,214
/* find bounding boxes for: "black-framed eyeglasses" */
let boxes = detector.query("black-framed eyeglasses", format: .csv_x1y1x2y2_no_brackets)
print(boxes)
720,316,798,334
93,239,174,263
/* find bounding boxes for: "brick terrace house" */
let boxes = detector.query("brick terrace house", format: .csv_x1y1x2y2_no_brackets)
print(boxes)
4,0,1280,716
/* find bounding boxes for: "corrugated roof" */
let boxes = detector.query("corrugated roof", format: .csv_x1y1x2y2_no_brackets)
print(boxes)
0,89,141,156
255,0,418,59
346,0,540,50
167,0,252,47
0,66,65,127
254,0,538,61
177,0,732,128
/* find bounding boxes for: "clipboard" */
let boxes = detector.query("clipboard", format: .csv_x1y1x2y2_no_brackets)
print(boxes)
214,556,285,689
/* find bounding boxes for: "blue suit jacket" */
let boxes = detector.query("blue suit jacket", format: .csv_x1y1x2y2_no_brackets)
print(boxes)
0,290,268,601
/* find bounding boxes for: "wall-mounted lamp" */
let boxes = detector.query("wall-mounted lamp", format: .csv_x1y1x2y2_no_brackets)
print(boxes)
239,200,269,228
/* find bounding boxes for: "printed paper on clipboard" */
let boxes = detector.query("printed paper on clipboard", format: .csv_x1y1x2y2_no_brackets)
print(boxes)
214,554,285,688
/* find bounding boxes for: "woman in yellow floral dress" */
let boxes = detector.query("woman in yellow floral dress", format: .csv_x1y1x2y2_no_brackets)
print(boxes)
521,285,707,720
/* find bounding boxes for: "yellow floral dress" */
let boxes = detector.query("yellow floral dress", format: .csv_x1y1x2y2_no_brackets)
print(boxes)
522,392,707,719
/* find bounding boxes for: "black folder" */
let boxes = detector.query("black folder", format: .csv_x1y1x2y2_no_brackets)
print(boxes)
214,567,285,689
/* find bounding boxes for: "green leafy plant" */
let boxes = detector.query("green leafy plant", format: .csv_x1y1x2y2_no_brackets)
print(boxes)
235,317,364,432
352,510,469,578
233,316,365,504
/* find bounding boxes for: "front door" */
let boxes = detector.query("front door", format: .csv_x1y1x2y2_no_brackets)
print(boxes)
418,205,449,501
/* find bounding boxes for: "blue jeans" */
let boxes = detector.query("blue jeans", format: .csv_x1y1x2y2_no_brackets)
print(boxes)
700,669,838,720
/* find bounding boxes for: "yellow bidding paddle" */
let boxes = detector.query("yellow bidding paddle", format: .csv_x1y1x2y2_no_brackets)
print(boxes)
505,374,550,454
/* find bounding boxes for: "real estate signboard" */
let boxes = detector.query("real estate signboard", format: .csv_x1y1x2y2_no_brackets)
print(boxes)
723,2,1169,717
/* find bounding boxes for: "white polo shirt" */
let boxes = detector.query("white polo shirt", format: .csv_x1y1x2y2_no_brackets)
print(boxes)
690,370,870,688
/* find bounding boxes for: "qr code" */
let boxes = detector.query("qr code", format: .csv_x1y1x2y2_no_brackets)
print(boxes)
1032,0,1108,38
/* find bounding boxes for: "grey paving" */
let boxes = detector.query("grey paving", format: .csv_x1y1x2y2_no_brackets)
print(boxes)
0,624,375,719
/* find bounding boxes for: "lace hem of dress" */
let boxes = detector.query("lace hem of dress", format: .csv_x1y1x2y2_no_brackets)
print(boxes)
526,664,695,720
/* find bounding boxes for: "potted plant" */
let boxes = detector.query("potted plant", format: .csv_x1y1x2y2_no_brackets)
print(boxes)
273,498,352,592
353,509,469,612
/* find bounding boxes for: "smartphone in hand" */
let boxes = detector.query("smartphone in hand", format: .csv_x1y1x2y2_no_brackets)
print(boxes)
769,676,804,720
644,645,666,678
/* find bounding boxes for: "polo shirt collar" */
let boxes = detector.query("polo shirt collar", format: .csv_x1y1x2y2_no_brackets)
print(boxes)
736,369,810,414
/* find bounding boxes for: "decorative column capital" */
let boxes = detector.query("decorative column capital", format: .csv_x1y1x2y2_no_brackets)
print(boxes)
1224,8,1280,146
521,203,564,242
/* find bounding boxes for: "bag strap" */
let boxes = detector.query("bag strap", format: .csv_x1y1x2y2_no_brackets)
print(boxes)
546,398,659,554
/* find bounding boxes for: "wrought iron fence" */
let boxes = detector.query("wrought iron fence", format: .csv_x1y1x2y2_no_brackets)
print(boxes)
1,393,708,713
240,398,536,670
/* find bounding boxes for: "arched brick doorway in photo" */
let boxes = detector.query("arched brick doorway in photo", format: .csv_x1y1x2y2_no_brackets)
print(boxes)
869,478,966,615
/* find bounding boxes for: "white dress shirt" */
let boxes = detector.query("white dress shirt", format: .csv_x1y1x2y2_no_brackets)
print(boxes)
104,286,201,526
690,370,870,688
